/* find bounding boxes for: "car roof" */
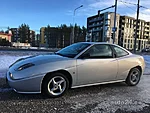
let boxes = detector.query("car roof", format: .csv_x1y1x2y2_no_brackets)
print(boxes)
78,42,116,46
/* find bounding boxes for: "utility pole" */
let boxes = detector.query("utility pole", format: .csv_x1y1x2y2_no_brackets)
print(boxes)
134,0,140,53
113,0,117,44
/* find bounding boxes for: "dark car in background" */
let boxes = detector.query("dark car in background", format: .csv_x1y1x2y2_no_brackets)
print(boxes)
141,47,150,52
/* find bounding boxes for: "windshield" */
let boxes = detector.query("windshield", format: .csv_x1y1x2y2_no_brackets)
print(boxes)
56,43,91,58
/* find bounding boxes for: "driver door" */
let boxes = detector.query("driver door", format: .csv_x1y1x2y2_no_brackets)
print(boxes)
76,44,118,86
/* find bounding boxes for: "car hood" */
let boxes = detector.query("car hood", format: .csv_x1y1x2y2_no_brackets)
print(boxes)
8,54,76,80
10,54,71,69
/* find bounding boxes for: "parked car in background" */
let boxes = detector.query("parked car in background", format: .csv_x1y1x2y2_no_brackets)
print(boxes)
6,42,145,98
141,47,150,52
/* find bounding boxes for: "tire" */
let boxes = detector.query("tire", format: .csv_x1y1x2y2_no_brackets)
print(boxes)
42,72,69,98
125,68,141,86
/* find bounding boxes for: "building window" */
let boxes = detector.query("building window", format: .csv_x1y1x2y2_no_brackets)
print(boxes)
105,26,108,30
105,14,108,19
108,15,110,19
126,24,129,28
125,39,127,43
124,44,126,48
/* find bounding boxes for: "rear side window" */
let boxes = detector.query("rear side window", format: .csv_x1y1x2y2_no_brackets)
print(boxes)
113,46,129,57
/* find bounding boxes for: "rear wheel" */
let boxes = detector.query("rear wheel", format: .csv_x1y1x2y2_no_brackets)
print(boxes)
42,73,69,98
125,68,141,86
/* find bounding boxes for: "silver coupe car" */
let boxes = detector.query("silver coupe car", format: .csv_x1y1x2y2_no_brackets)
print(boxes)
6,42,145,97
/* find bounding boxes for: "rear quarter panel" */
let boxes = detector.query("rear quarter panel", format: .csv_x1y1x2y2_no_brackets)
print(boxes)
116,54,145,80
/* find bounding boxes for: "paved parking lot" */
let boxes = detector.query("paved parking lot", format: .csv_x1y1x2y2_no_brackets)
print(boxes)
0,75,150,113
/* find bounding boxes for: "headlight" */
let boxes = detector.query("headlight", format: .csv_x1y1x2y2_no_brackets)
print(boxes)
17,63,35,71
9,72,14,79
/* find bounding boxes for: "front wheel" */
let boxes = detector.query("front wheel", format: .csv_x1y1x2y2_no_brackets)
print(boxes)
125,68,141,86
42,73,69,98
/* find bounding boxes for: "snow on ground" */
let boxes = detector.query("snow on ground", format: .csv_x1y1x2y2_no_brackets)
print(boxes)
0,51,51,78
143,55,150,75
0,55,29,78
0,51,150,78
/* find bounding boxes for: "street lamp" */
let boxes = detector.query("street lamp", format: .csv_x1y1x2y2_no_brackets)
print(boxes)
71,5,83,44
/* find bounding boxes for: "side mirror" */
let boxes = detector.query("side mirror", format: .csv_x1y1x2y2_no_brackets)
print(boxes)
80,53,90,59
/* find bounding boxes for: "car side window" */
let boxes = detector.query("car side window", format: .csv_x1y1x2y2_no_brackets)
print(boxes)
113,46,129,57
82,44,113,58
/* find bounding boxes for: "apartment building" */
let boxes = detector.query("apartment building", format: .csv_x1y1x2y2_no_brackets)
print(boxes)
87,12,120,44
45,27,61,48
40,27,60,48
119,16,149,50
40,26,71,48
30,30,35,46
35,34,40,47
10,28,36,46
10,28,19,42
40,27,46,46
87,12,150,50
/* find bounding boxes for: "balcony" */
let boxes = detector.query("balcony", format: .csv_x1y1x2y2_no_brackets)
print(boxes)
122,20,125,23
93,29,101,32
89,17,103,23
145,29,149,32
88,23,103,28
145,24,149,27
144,33,149,36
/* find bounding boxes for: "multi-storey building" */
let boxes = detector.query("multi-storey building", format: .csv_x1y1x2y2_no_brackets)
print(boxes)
87,12,150,50
40,27,46,46
144,22,150,48
30,30,35,46
10,28,36,46
44,27,61,48
87,12,120,44
40,26,71,48
35,34,40,47
119,16,149,50
10,28,19,42
119,16,135,50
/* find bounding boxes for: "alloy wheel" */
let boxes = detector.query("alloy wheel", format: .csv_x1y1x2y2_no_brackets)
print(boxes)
47,76,66,96
130,70,140,85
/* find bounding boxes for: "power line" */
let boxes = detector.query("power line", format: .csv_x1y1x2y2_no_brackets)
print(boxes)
119,0,150,16
121,1,137,12
140,6,150,10
119,0,150,10
118,0,137,6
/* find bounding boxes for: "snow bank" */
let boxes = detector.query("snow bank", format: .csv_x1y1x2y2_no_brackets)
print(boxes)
0,54,150,78
0,55,29,78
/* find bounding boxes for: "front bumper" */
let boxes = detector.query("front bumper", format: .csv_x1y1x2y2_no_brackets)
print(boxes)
6,71,45,94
